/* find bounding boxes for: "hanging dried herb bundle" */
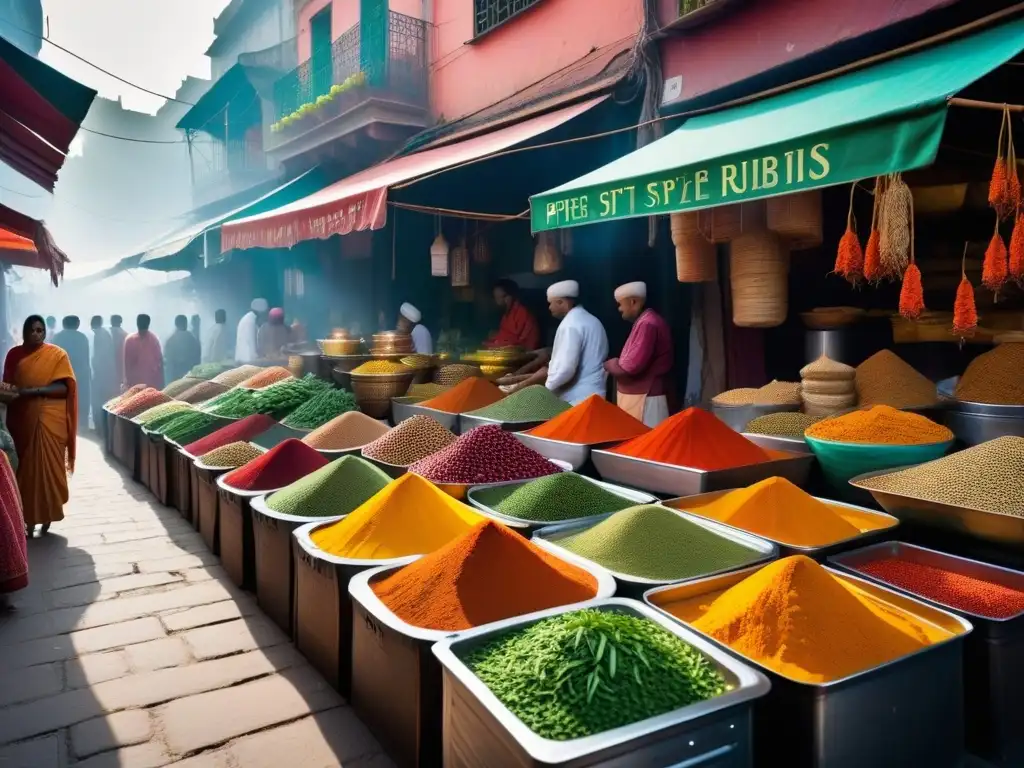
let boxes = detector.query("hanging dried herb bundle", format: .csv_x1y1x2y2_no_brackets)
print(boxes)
878,173,912,280
953,243,978,338
989,107,1019,220
897,201,923,319
1010,212,1024,282
833,184,863,283
863,177,884,283
982,222,1008,296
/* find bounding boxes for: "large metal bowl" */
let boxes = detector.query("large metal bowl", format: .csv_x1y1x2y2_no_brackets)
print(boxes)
318,338,361,356
349,371,415,420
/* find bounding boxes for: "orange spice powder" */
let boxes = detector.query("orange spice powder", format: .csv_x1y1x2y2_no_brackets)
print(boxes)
526,394,650,444
420,377,504,414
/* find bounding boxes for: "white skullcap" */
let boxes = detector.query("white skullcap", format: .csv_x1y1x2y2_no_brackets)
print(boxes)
251,298,268,313
546,280,579,301
614,281,647,302
399,302,421,323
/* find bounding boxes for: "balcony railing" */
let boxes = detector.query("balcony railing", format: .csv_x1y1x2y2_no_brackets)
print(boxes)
190,134,274,203
271,11,428,128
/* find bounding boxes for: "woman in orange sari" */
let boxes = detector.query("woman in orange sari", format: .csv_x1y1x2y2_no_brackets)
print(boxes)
2,315,77,536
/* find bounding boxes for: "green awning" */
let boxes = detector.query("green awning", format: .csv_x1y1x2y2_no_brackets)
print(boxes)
530,17,1024,232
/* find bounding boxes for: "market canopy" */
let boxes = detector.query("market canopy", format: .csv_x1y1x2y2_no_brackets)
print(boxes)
0,202,69,285
220,97,607,252
529,17,1024,233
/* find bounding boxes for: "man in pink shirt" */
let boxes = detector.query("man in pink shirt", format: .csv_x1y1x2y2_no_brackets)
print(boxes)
122,314,164,390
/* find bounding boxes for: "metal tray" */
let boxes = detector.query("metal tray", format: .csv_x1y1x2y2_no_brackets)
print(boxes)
389,395,428,426
459,413,546,434
938,376,1024,418
512,432,621,470
359,453,409,479
645,565,973,767
431,598,769,767
419,459,573,501
943,409,1024,446
742,432,811,455
711,402,800,432
249,423,309,451
533,507,777,598
591,448,814,498
391,402,460,432
664,490,898,560
467,475,656,533
851,467,1024,547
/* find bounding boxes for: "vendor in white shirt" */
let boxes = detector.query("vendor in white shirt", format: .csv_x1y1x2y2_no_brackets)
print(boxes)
544,280,608,404
234,298,267,363
397,302,433,354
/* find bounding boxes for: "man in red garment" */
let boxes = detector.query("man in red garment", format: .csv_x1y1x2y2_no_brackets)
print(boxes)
122,314,164,390
484,279,540,350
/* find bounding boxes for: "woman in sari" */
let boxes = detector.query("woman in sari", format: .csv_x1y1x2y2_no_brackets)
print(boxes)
2,315,77,536
0,452,27,605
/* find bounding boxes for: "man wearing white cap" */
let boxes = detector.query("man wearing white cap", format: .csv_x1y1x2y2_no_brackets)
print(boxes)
543,280,608,405
397,302,433,354
605,281,673,426
235,298,267,363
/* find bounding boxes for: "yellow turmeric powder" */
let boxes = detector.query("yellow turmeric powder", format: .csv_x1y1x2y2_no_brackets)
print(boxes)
309,473,486,560
678,477,891,547
804,405,952,445
662,556,949,683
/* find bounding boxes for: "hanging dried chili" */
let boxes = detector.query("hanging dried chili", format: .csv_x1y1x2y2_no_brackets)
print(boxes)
834,184,863,283
1010,212,1024,282
982,225,1008,295
953,244,978,338
863,177,883,283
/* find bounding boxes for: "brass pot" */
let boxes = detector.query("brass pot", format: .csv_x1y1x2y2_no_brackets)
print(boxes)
319,338,361,356
349,371,416,419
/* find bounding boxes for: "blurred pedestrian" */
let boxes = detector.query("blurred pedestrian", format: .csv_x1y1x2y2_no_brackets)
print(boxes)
110,315,127,389
235,299,267,363
164,314,201,382
51,316,91,430
90,315,117,431
123,314,163,390
257,307,290,359
204,308,229,362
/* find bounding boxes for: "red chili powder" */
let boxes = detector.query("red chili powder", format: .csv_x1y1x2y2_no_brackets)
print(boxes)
610,407,770,470
857,556,1024,619
526,394,650,444
221,438,327,491
183,414,276,457
420,377,504,414
372,520,598,630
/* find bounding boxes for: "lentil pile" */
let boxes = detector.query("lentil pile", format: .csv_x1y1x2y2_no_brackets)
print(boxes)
419,377,504,414
162,378,201,398
111,389,170,418
855,350,938,409
188,362,231,379
468,385,570,422
744,411,822,439
553,505,761,581
661,556,948,683
855,555,1024,619
361,415,456,466
373,520,598,631
474,472,639,523
710,388,758,405
199,441,263,468
351,360,409,375
308,473,485,559
222,438,328,492
176,380,228,404
525,394,649,444
954,342,1024,405
266,455,390,517
808,404,954,444
281,388,359,430
211,365,262,387
407,382,448,399
712,381,802,406
854,437,1024,517
464,608,727,741
410,425,560,484
435,363,482,386
182,414,276,456
302,411,389,450
237,366,293,389
105,384,147,409
156,411,233,445
133,401,193,426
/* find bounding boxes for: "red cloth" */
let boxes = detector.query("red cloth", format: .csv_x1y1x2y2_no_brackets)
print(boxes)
605,309,674,397
485,300,541,350
123,331,164,390
0,452,27,593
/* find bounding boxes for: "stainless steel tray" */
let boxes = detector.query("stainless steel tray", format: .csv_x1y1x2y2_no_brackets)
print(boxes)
431,598,769,767
711,402,800,432
532,507,777,598
590,448,814,498
943,409,1024,446
419,460,572,502
851,468,1024,547
391,402,460,432
742,432,812,455
938,376,1024,418
512,432,621,470
459,413,546,433
359,452,409,479
389,395,427,426
664,490,898,560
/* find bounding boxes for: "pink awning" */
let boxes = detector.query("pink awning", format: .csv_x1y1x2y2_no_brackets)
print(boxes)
220,97,606,252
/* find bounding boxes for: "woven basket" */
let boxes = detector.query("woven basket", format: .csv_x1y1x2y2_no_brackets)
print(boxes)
670,212,701,242
674,233,717,283
766,191,823,249
700,201,766,243
800,378,856,396
729,230,789,328
451,241,470,287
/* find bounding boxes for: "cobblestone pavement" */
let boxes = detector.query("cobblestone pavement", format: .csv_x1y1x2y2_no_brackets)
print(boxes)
0,437,395,768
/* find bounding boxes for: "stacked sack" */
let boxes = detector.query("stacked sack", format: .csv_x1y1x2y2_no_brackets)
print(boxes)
800,355,856,417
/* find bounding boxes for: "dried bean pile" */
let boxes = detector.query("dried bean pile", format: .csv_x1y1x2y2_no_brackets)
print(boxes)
266,455,390,517
176,381,228,404
199,441,263,468
237,366,293,389
302,411,388,450
162,378,202,398
182,414,276,456
465,608,727,741
467,385,569,421
188,362,232,380
410,425,560,484
111,389,170,418
474,472,638,523
351,360,409,374
744,411,822,439
361,415,456,466
281,388,359,430
434,364,482,386
713,381,801,406
133,401,192,426
155,411,233,446
211,365,262,387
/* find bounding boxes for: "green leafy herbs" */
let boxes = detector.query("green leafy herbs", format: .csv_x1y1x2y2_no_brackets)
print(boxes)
464,609,728,741
203,375,332,419
281,388,359,430
188,362,232,380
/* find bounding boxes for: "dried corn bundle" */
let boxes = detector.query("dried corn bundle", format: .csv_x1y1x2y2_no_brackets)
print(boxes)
953,244,978,338
878,173,912,280
833,184,863,284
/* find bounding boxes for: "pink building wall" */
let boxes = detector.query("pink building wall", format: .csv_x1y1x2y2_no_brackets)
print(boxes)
296,0,424,64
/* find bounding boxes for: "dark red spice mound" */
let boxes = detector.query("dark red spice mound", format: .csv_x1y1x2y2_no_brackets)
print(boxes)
409,425,560,484
222,438,327,491
183,414,276,457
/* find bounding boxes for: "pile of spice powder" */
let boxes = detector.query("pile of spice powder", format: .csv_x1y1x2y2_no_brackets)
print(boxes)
419,377,504,414
855,350,938,409
553,505,760,580
111,389,170,418
182,414,276,456
105,384,147,409
855,555,1024,619
162,377,201,398
662,556,947,683
410,425,560,484
133,401,193,426
679,477,890,547
188,362,231,380
744,412,822,439
237,366,293,389
435,363,483,386
266,455,390,518
525,394,649,444
302,411,389,450
222,438,328,492
474,472,639,523
805,405,952,445
211,365,262,387
308,473,485,559
955,342,1024,405
372,520,597,631
610,407,771,470
176,380,228,404
351,360,410,375
199,441,263,468
407,382,448,399
282,388,359,430
854,437,1024,517
468,385,570,422
465,608,727,741
361,415,456,466
711,381,801,406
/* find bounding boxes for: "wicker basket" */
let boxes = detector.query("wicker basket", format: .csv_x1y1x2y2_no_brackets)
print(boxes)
450,241,470,287
766,191,823,249
700,201,766,243
729,230,789,328
800,378,855,396
670,212,701,242
349,371,416,419
674,232,717,282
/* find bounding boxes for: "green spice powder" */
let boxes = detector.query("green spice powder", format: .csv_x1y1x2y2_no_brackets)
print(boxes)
475,472,637,523
554,505,760,580
266,455,391,518
468,385,570,422
465,608,727,741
